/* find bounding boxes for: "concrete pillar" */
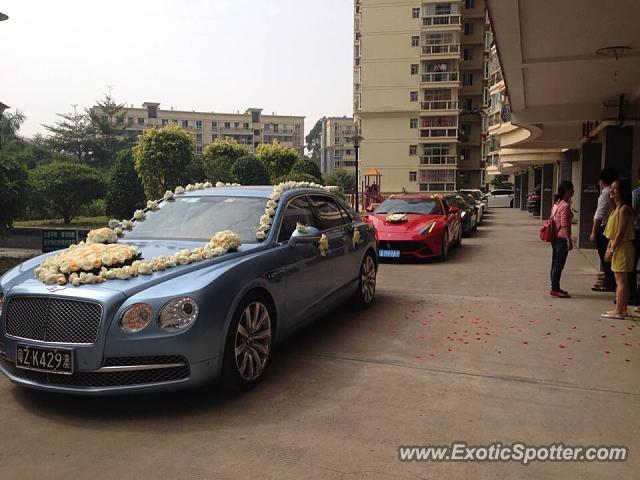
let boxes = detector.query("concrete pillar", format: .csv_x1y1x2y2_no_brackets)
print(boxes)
541,163,554,220
514,174,522,209
604,125,634,180
520,171,529,210
578,143,603,249
560,150,578,182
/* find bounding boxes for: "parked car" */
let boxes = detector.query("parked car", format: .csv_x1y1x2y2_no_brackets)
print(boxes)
363,194,462,261
443,194,477,236
0,186,378,394
526,186,541,214
460,189,489,213
487,188,515,208
457,191,485,224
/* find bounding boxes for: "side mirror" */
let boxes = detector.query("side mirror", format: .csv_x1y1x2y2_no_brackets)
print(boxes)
288,226,322,247
365,205,374,213
448,206,460,214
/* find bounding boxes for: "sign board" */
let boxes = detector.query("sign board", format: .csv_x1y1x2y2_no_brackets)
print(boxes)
42,229,78,253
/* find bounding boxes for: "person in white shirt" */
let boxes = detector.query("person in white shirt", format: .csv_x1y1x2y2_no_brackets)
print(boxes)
590,168,617,292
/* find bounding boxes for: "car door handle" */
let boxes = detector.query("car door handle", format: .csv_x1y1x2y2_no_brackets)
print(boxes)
265,269,285,281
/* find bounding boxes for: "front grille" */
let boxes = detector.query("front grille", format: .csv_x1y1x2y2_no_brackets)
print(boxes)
379,241,427,252
0,356,190,388
103,356,186,367
5,297,103,344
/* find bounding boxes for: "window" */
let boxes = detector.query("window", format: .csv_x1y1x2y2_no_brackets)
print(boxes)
196,133,202,142
224,122,231,129
463,48,473,60
181,120,189,128
212,134,217,141
424,89,451,101
309,195,347,231
460,97,473,111
462,73,473,86
127,117,133,124
137,117,145,125
345,149,353,155
212,121,218,128
195,120,202,129
464,23,474,35
243,123,250,129
161,119,168,126
195,146,203,155
147,105,157,118
334,149,341,158
251,111,260,123
410,91,418,102
409,145,417,155
274,124,279,133
409,171,417,182
410,118,418,129
465,0,475,8
460,124,471,137
460,148,470,160
434,4,452,15
277,197,316,243
410,64,419,75
411,36,420,47
412,7,420,18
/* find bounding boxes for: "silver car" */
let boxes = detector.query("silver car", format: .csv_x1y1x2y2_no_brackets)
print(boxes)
0,186,378,394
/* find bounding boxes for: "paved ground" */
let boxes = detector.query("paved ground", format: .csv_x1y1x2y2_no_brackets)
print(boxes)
0,209,638,479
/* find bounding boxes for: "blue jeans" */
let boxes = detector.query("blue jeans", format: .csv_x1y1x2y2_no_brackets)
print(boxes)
551,238,569,291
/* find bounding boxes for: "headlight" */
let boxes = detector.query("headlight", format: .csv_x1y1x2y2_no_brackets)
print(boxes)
157,297,199,332
119,303,153,333
461,211,467,217
418,221,437,236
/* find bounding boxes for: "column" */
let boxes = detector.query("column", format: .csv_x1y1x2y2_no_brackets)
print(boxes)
604,125,633,179
578,142,603,248
514,174,522,209
560,149,578,182
520,171,529,210
541,163,554,220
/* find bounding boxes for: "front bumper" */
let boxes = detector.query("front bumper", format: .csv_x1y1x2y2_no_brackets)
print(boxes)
0,353,220,395
377,239,439,260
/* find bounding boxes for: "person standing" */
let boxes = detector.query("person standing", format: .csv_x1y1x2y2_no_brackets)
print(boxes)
590,168,617,292
550,181,575,298
602,179,635,319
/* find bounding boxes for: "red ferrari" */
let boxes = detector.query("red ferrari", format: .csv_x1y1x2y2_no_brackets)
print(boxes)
363,194,462,261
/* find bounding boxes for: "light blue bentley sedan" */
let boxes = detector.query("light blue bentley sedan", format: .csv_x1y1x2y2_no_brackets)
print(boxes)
0,186,377,394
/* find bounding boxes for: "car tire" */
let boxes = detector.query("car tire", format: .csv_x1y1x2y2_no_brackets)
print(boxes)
510,199,514,208
353,253,377,309
221,291,275,392
440,231,449,261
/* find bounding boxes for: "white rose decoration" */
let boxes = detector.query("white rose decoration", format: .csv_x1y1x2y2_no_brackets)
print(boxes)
108,219,119,229
185,184,196,191
122,220,134,230
133,209,145,220
147,200,158,210
269,191,281,201
260,214,272,226
256,231,266,241
204,181,213,188
266,200,277,209
175,186,185,194
216,182,224,187
114,227,123,236
164,190,174,200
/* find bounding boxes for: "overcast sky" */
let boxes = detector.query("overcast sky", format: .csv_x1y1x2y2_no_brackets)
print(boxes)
0,0,354,138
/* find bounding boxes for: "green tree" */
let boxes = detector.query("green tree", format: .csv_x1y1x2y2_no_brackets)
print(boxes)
202,138,248,183
105,149,146,219
256,141,300,180
324,169,356,191
87,92,136,168
44,107,94,163
31,161,105,223
0,109,26,148
273,172,324,185
305,118,322,165
0,150,29,237
133,125,195,199
231,155,270,185
290,158,322,183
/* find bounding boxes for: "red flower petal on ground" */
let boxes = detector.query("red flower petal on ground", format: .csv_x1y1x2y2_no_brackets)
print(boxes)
567,357,573,360
559,344,565,349
601,335,607,338
604,350,610,354
610,325,616,328
429,353,436,357
624,342,633,347
448,348,452,352
572,326,577,329
523,341,528,344
464,341,469,344
625,359,631,362
415,355,421,359
575,339,582,342
545,332,551,336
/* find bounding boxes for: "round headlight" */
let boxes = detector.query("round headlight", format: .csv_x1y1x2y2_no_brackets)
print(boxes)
119,303,153,333
157,297,199,332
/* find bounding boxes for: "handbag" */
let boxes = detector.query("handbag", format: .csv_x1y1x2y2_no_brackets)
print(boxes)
540,206,558,242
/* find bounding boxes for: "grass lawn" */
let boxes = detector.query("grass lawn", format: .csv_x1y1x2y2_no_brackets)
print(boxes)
14,216,109,230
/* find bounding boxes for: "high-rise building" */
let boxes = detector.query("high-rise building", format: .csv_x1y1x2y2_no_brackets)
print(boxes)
106,102,305,156
353,0,487,194
319,116,356,175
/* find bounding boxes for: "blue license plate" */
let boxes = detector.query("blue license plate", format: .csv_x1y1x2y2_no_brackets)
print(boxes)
379,249,400,258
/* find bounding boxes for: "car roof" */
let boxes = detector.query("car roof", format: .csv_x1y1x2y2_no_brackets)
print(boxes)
387,194,440,200
181,186,330,199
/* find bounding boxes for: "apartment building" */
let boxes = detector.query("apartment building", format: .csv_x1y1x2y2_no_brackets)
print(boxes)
353,0,487,193
113,102,304,156
319,116,357,175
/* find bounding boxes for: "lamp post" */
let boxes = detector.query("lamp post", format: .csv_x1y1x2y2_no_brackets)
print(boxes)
351,126,363,211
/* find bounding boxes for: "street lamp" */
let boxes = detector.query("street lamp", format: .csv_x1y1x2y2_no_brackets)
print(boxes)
351,125,363,211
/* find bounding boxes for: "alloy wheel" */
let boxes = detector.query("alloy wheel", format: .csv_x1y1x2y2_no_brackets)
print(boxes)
361,255,376,304
234,301,272,382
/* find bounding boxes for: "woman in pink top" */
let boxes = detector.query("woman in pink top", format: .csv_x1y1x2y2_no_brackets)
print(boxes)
550,181,575,298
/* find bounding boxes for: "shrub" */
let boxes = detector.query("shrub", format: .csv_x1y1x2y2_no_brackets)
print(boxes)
202,138,248,184
79,199,107,217
105,149,146,218
273,172,324,185
31,161,106,224
0,150,29,236
290,158,322,183
133,125,195,199
231,155,271,185
324,169,356,191
256,141,299,180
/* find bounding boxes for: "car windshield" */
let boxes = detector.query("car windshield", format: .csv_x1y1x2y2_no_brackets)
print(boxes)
375,198,441,215
125,196,267,242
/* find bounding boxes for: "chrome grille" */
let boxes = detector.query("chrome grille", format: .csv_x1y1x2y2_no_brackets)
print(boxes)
5,297,103,344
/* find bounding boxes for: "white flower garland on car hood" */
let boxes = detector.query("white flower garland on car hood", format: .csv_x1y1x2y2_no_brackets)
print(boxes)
386,213,408,223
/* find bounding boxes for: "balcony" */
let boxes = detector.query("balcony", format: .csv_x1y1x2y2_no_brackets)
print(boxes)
488,70,503,88
420,72,459,83
422,14,461,26
420,155,458,165
420,128,458,139
420,100,458,111
421,44,460,56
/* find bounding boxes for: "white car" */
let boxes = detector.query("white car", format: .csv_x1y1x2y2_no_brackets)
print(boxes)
487,189,515,208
